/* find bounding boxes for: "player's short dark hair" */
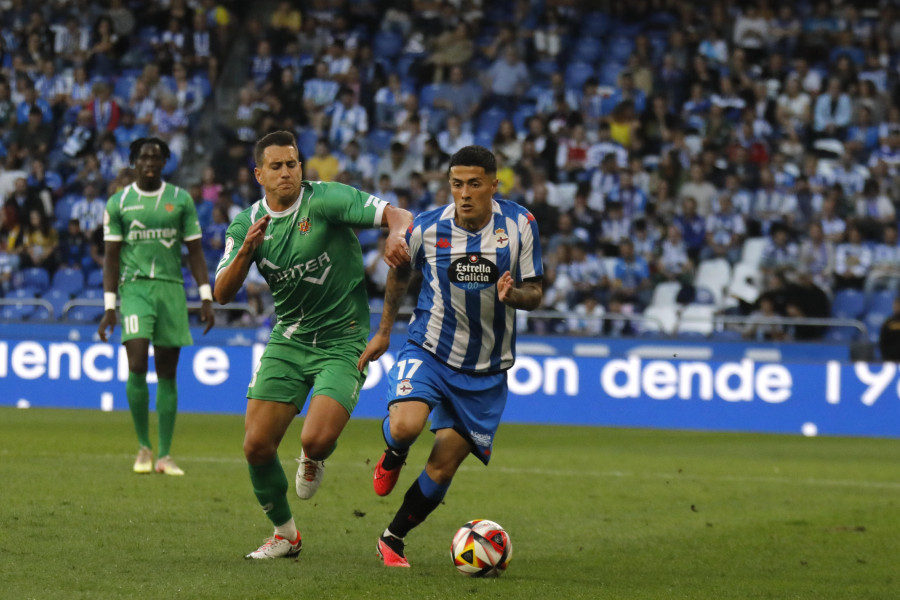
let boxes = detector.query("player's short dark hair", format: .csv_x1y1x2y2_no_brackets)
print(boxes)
448,145,496,176
254,130,298,165
129,137,171,164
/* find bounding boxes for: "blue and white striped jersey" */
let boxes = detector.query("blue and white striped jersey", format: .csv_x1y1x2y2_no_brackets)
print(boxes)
405,199,543,373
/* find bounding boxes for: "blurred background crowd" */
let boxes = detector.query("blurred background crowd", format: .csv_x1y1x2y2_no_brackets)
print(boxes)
1,0,900,348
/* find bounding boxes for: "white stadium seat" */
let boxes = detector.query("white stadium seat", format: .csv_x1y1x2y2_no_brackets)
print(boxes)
677,304,717,335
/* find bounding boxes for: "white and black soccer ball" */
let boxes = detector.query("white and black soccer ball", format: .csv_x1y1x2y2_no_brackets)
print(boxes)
450,519,512,577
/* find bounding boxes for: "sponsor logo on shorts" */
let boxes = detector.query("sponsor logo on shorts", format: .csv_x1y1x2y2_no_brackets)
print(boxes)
396,379,413,396
469,430,492,447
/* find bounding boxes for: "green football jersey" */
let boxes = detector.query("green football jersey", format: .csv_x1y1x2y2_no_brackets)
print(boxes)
217,181,388,346
104,182,202,284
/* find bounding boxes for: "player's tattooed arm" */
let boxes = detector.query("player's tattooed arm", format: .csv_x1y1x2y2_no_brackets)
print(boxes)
498,274,543,311
357,263,412,370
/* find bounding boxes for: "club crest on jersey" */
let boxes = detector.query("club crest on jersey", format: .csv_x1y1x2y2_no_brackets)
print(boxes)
396,379,414,397
298,217,311,234
165,203,174,212
494,228,509,248
449,253,499,290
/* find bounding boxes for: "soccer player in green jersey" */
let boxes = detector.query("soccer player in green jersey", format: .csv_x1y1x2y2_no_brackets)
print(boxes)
214,130,412,559
98,137,215,476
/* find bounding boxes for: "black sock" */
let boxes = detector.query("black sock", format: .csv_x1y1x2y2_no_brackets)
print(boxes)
382,447,408,470
387,479,442,538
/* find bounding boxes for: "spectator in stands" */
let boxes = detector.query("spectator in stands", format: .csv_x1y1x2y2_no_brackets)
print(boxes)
542,243,574,312
482,46,529,114
878,296,900,361
760,223,799,277
305,139,340,182
555,122,591,183
432,66,480,124
678,163,717,217
784,269,831,341
421,21,474,84
327,86,368,150
743,294,787,341
437,113,473,156
813,78,852,140
363,234,390,298
18,209,58,274
150,92,188,159
375,141,417,190
703,193,746,263
611,238,651,309
598,201,630,258
834,224,872,290
752,169,796,236
373,73,410,132
70,183,106,235
674,196,706,262
58,217,89,270
866,223,900,294
818,193,847,244
854,178,895,226
608,168,648,220
9,105,53,165
656,223,691,284
798,221,834,291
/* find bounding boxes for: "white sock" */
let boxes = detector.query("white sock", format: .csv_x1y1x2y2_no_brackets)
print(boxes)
275,518,298,540
383,528,403,540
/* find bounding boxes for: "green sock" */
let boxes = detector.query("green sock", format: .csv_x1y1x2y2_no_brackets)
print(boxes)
156,377,178,457
126,371,151,449
249,457,292,527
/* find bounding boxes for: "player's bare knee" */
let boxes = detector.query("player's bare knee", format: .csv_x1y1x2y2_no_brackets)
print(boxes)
300,433,334,460
243,437,276,464
389,420,421,445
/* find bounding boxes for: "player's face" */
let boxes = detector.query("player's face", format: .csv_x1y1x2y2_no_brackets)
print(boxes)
449,165,497,231
255,145,303,207
134,143,165,189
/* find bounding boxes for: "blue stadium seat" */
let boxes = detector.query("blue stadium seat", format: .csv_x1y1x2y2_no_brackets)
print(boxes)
476,108,508,138
710,330,743,341
54,194,80,231
21,267,50,294
297,128,319,160
564,61,596,91
113,76,136,102
531,59,558,83
192,73,212,99
419,83,441,108
68,304,105,323
41,289,70,321
868,290,895,316
51,267,84,296
864,312,888,343
366,129,394,154
474,131,494,149
2,303,35,321
86,269,104,289
580,12,611,37
372,31,404,60
512,104,536,134
832,289,866,319
572,36,603,64
357,228,381,251
824,326,858,342
599,61,624,87
606,35,636,64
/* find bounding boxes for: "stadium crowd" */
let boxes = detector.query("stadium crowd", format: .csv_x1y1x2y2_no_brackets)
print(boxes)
2,0,900,344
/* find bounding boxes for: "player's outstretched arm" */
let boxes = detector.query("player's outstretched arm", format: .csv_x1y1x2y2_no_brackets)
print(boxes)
381,205,413,267
185,238,215,334
357,262,412,370
98,241,122,342
214,215,270,305
497,272,543,311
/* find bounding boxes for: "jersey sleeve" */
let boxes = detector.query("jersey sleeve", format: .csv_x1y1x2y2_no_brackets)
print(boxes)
103,191,124,242
314,181,387,228
179,188,203,242
517,209,543,280
215,211,250,279
407,220,425,270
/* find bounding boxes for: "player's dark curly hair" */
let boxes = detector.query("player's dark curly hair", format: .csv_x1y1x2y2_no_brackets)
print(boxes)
254,130,298,165
128,137,171,164
449,145,497,175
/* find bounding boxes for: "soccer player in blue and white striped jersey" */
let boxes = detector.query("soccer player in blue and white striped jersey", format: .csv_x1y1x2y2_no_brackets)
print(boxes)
358,145,544,567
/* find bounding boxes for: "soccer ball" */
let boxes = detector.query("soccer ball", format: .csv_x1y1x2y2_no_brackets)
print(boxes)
450,519,512,577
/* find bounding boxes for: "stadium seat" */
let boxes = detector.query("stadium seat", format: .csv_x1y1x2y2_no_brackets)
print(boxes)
572,36,603,63
68,289,104,323
641,305,678,334
1,303,36,321
864,312,888,343
512,104,536,134
693,285,717,306
824,326,858,342
580,12,611,37
649,281,681,308
695,258,731,307
474,131,493,149
868,290,895,316
832,289,866,320
51,267,84,296
739,237,768,267
419,83,441,108
366,129,394,154
677,304,716,336
297,128,318,160
564,61,595,91
20,267,50,294
86,269,104,289
599,61,624,87
372,31,404,59
606,35,636,64
710,329,743,341
476,108,508,139
41,289,71,320
54,195,79,231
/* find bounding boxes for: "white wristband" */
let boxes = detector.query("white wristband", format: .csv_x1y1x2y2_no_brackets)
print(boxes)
104,292,117,311
198,283,213,302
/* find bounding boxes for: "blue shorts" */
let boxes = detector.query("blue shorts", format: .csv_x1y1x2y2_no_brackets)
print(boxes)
385,343,507,464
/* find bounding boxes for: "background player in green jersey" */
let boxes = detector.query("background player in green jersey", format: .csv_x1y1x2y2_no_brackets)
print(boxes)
98,137,215,476
214,130,412,559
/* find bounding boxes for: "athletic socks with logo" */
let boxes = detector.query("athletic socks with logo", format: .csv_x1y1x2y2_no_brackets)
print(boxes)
249,457,293,527
387,470,450,538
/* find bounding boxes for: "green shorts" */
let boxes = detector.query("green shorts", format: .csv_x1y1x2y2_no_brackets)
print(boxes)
119,279,192,347
248,337,368,415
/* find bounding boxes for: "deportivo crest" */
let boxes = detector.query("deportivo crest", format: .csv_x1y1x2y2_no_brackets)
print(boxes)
298,216,311,234
494,228,509,248
396,379,413,397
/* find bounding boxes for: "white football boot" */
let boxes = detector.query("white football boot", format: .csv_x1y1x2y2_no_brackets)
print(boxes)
295,449,325,499
244,532,302,559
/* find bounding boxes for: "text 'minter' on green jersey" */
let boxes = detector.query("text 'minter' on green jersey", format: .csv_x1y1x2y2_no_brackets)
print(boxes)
216,181,388,344
103,182,202,284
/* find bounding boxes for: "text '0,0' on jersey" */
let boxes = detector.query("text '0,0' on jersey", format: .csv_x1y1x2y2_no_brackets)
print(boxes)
407,199,543,373
103,182,202,284
216,181,388,343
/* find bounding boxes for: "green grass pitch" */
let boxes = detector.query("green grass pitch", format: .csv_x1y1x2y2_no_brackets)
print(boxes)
2,407,899,599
